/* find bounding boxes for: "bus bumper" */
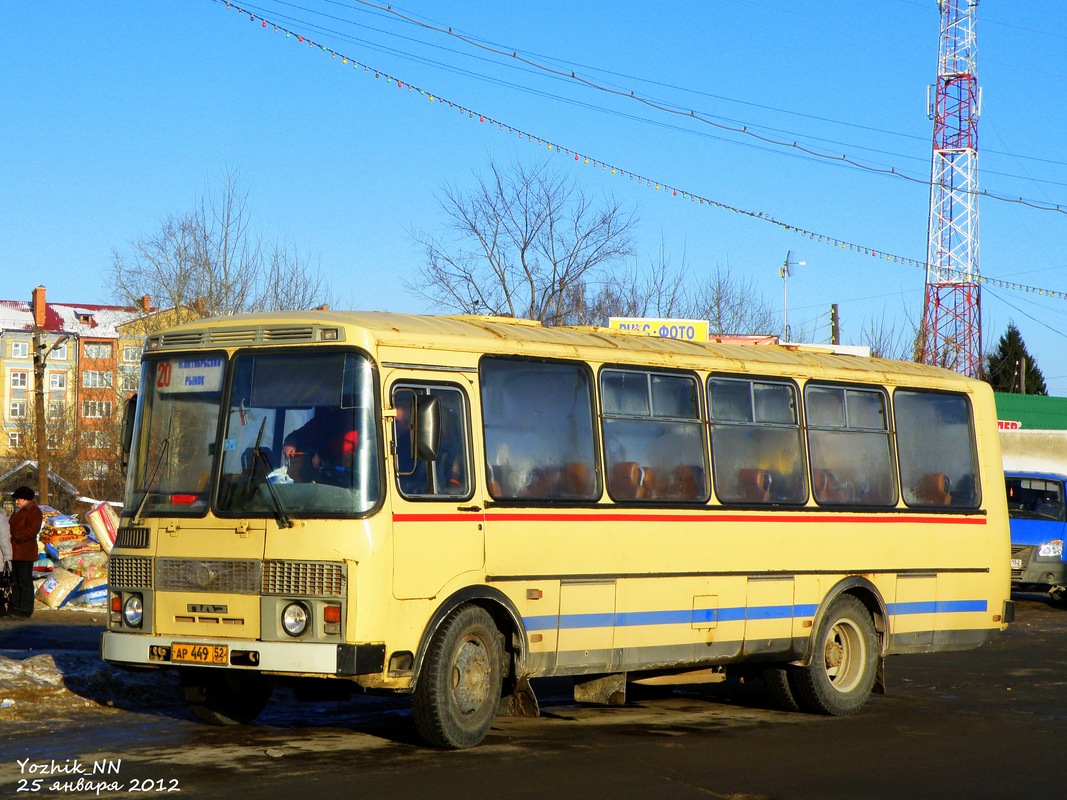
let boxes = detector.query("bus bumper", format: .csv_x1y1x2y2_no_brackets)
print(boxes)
100,631,385,677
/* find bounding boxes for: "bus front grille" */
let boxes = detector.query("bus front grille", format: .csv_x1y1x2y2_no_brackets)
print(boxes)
110,556,154,589
262,561,346,597
155,559,262,594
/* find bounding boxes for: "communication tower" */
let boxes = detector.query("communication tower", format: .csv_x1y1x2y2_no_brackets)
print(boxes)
921,0,981,377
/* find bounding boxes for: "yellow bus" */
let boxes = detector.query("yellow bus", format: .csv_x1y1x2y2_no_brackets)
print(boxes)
101,312,1013,748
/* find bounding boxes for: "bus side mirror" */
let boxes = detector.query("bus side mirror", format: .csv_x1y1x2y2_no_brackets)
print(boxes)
414,395,441,462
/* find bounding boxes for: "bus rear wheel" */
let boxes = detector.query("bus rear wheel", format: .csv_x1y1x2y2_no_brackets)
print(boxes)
180,668,274,725
789,594,878,716
412,604,503,749
761,665,801,712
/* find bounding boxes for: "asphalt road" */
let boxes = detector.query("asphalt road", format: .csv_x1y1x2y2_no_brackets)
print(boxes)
1,596,1065,800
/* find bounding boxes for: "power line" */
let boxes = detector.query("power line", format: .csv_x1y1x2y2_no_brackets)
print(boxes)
326,0,1067,212
244,0,1067,206
215,1,1067,302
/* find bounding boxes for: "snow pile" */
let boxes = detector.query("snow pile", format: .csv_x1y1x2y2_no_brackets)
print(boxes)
0,649,180,721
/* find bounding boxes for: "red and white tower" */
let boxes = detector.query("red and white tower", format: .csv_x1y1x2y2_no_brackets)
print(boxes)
921,0,981,377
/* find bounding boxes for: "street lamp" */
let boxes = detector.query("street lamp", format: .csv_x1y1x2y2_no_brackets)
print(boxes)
32,329,70,506
779,250,806,341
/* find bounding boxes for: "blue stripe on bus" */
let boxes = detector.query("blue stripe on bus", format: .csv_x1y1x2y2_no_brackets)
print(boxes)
886,599,988,615
522,600,984,632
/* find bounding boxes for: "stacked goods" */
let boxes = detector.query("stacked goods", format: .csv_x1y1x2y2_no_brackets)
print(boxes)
32,505,111,609
84,502,118,554
37,567,83,608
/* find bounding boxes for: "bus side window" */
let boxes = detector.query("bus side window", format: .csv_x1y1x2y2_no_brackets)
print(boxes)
601,369,707,503
895,389,980,509
709,377,805,505
393,384,471,500
481,358,599,502
805,384,896,507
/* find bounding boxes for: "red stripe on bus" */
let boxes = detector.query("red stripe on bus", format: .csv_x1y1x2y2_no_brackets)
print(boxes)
393,512,987,525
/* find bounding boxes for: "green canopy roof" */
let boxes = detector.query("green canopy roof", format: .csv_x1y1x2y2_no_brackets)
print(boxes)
994,393,1067,431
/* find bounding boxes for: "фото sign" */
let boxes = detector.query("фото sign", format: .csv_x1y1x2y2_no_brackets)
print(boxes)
608,317,709,342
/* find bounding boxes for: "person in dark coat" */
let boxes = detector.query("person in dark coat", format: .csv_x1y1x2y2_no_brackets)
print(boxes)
9,486,43,618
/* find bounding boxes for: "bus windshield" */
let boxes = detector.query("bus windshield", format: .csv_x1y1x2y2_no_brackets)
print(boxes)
128,350,380,518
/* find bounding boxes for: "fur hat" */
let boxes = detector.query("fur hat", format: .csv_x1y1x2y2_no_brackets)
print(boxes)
12,486,35,501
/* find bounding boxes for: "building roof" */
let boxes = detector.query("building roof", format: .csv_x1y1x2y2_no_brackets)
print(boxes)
0,460,81,497
0,298,143,338
994,392,1067,431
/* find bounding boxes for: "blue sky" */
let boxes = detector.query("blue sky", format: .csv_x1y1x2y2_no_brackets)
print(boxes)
3,1,1067,392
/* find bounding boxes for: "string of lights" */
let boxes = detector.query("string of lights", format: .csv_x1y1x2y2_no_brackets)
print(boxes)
216,0,1067,302
347,0,1067,214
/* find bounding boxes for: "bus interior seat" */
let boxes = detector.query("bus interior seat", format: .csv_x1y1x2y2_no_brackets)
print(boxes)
641,467,656,498
737,468,772,502
610,461,652,500
918,472,951,505
669,465,704,500
561,462,594,498
523,466,562,497
487,464,508,497
812,468,847,504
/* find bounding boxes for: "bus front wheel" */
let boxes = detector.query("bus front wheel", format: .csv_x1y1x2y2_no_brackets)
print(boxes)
412,604,504,749
789,594,878,716
180,668,273,725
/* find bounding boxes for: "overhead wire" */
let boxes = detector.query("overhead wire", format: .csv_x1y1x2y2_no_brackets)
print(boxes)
217,0,1067,301
252,0,1067,202
330,0,1067,213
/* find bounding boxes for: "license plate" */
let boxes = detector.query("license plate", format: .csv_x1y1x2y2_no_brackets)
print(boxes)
1010,558,1023,570
171,642,229,665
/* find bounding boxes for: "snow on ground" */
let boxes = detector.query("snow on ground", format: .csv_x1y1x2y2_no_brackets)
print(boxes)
0,607,181,722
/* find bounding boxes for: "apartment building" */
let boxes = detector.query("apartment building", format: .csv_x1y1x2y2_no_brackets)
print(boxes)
0,285,153,495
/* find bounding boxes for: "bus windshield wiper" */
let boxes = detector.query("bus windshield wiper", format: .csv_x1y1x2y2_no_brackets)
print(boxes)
132,434,170,527
246,417,293,529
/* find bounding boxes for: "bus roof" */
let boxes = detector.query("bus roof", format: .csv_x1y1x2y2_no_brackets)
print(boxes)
147,310,977,388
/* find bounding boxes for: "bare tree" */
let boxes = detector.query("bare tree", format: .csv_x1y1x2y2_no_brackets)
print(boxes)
858,309,916,361
8,403,83,512
410,158,637,324
679,260,778,337
111,167,331,318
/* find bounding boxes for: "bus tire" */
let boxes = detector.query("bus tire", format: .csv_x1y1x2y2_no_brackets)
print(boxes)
761,665,801,712
1048,587,1067,609
180,668,273,725
789,594,877,716
412,604,503,749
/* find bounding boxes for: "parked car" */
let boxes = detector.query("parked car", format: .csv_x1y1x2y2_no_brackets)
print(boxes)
1006,471,1067,606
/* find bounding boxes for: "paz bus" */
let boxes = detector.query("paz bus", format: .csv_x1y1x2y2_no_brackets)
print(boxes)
101,311,1013,748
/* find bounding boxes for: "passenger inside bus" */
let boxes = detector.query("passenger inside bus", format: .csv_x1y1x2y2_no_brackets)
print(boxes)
282,406,359,483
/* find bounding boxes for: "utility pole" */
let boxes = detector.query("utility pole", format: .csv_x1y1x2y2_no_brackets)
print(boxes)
830,304,840,345
779,250,805,341
32,328,70,506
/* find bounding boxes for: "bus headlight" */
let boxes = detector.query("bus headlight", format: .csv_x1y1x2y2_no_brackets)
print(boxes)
282,602,310,637
123,594,144,628
1038,540,1063,558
